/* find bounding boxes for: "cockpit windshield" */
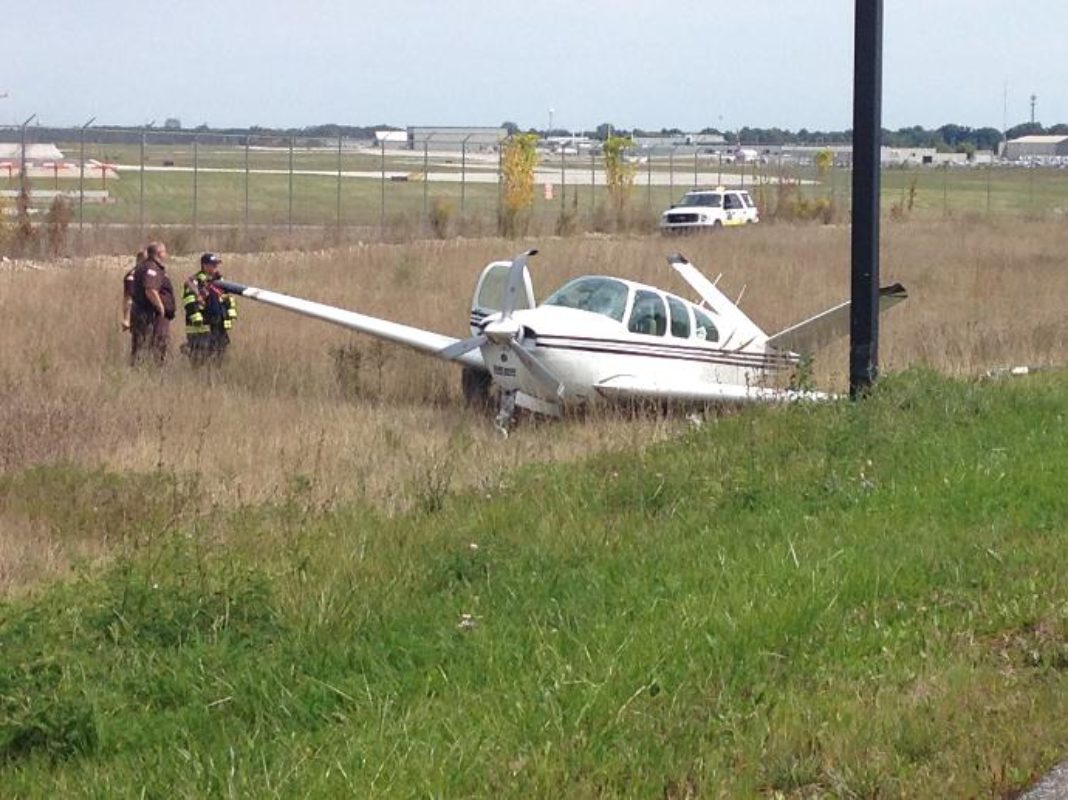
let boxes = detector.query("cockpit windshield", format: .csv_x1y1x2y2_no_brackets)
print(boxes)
678,193,722,208
543,277,629,322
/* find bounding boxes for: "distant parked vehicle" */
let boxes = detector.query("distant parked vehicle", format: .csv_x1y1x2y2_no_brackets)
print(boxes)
660,188,759,233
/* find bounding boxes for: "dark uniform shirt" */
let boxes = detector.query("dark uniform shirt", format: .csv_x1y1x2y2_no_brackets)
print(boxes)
132,258,175,318
123,266,137,299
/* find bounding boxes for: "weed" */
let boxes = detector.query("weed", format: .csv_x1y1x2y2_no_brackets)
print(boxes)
429,197,454,239
44,196,72,257
331,340,364,398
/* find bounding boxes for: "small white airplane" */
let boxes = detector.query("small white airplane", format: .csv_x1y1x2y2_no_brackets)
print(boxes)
217,251,906,429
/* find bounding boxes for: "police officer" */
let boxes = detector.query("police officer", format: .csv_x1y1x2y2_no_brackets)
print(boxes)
181,252,237,365
129,241,175,365
122,247,147,333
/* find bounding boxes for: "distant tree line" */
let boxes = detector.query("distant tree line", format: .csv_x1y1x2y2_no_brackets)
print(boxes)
561,121,1068,152
3,119,1067,151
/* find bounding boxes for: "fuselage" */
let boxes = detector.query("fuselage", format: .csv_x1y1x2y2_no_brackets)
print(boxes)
472,274,793,404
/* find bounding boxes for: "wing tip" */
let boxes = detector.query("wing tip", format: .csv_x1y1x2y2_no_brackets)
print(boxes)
215,279,249,295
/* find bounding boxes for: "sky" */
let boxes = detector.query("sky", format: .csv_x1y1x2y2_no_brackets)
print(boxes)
2,0,1064,133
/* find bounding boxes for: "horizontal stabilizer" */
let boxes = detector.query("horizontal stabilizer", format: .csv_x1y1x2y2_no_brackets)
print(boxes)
766,283,907,355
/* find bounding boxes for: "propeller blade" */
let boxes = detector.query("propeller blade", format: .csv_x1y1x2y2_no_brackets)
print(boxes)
500,249,537,319
509,340,563,398
439,334,487,360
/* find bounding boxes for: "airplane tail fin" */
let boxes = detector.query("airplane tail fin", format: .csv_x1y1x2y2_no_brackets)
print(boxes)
766,283,907,355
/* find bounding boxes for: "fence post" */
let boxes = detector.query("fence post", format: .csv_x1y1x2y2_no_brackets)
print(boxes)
589,151,595,214
693,150,698,187
668,148,674,198
461,135,470,214
646,151,652,208
244,135,251,234
18,113,35,206
336,133,343,242
192,136,199,238
496,141,503,230
78,116,94,251
560,148,566,217
422,137,430,232
288,136,294,233
942,163,948,215
380,139,386,240
139,128,146,238
986,160,992,214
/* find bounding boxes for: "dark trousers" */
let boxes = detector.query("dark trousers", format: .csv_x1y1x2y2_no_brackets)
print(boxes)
185,329,230,366
130,309,169,365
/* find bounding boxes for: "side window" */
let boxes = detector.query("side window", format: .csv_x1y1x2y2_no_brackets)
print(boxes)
724,193,743,210
741,193,755,208
627,290,667,336
693,308,719,343
666,296,691,339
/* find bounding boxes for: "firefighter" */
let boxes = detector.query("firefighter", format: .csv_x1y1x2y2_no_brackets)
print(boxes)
181,252,237,365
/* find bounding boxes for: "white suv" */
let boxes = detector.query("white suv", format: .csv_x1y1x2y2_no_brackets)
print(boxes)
660,188,759,232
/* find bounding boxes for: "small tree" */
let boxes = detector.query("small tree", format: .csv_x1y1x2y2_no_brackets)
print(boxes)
814,148,833,177
14,180,36,256
45,195,73,256
499,133,539,237
602,134,637,226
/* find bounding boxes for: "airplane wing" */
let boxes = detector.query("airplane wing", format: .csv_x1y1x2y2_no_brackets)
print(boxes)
593,374,832,404
215,279,486,370
766,283,908,356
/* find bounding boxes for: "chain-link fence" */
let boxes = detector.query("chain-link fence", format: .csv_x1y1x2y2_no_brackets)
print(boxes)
1,124,1065,257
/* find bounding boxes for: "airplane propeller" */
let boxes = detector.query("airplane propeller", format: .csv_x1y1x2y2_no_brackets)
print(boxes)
438,249,563,398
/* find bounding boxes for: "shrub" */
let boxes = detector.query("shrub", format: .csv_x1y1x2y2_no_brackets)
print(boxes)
44,196,73,257
429,197,453,239
13,181,36,256
555,190,578,236
499,133,539,238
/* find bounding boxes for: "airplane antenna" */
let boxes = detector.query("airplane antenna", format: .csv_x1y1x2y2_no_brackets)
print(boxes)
734,284,747,307
711,273,723,288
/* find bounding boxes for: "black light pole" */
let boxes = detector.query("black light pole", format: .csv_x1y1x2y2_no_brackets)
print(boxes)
849,0,883,398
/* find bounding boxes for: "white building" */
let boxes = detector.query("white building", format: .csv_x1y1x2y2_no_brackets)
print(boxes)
1003,135,1068,160
407,126,505,153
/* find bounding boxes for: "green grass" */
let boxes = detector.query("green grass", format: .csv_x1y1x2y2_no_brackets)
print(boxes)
3,368,1068,796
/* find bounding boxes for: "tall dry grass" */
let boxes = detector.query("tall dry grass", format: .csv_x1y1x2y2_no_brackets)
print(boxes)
2,219,1067,588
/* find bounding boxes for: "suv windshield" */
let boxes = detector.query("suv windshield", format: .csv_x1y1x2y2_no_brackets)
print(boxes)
543,277,629,322
678,193,721,208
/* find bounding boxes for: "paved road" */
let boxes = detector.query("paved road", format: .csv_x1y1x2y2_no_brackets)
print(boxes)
110,163,811,188
1019,761,1068,800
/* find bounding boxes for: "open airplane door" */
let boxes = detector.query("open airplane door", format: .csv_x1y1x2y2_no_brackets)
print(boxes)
469,261,535,336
